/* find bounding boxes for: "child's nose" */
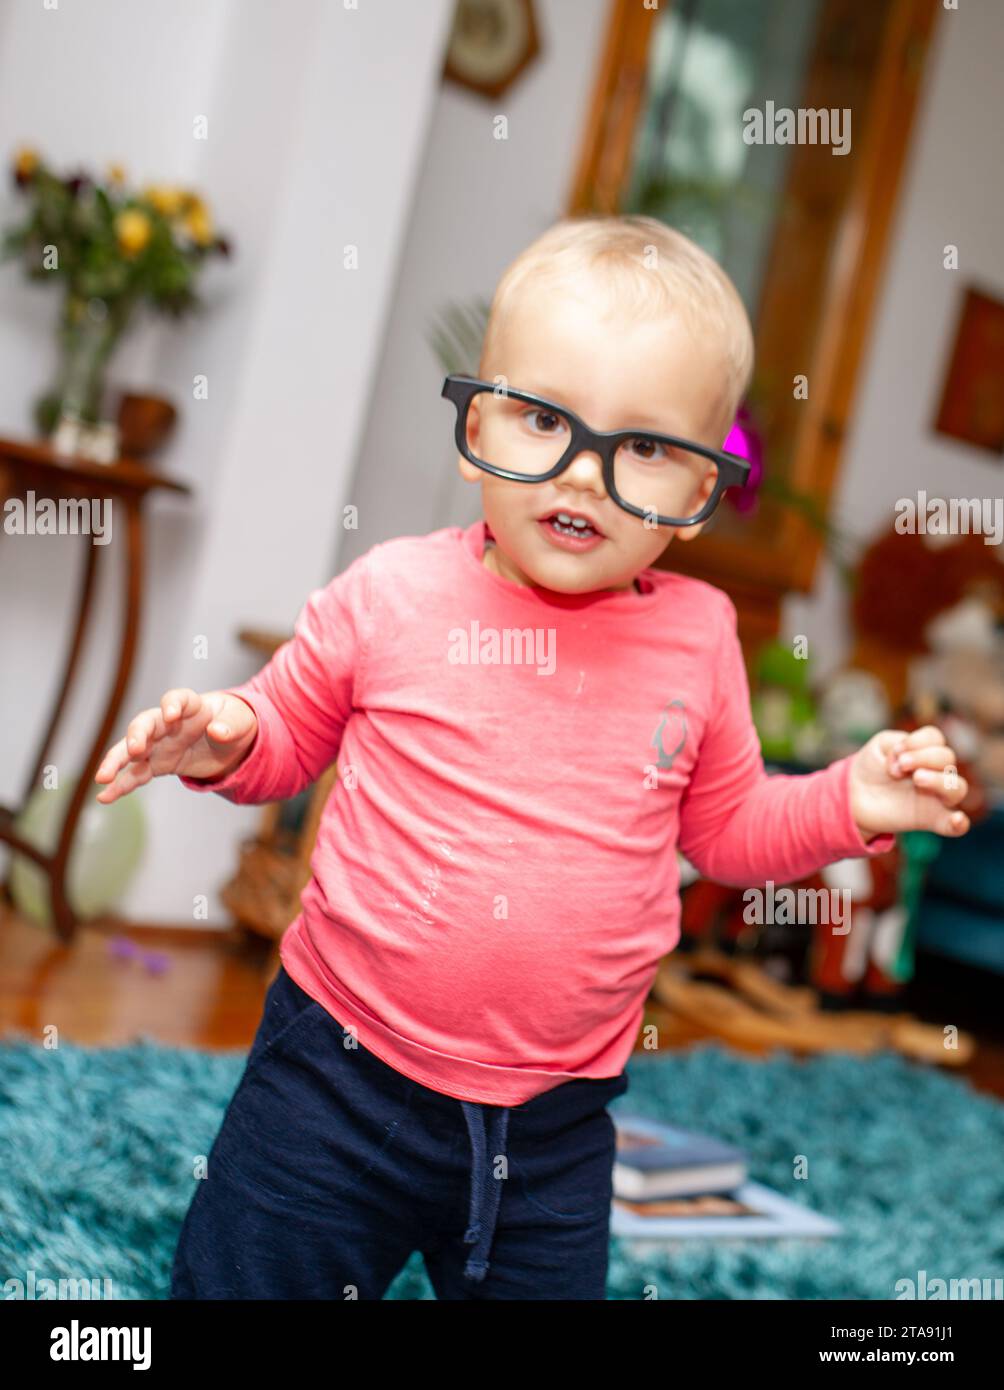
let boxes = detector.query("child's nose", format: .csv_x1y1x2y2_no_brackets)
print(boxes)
561,450,607,492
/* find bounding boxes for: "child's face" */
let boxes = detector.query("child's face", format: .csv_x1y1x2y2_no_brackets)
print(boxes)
458,280,733,593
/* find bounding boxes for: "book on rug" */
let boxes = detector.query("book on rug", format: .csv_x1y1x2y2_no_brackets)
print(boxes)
612,1113,749,1200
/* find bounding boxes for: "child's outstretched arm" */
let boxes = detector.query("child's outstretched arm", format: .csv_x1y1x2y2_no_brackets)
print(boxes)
677,592,967,887
94,550,370,807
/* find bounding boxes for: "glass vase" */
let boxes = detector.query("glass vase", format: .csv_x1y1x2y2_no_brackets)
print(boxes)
35,295,127,436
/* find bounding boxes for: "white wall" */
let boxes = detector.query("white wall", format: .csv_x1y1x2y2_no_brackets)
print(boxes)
0,0,453,922
784,0,1004,669
337,0,610,568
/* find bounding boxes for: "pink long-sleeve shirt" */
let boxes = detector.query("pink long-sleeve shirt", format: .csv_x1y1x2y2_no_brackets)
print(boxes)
182,519,893,1104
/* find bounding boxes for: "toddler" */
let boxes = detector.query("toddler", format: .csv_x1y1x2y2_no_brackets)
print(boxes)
95,215,968,1301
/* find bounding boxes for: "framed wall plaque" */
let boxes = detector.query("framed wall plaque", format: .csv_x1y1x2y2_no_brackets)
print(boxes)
934,286,1004,455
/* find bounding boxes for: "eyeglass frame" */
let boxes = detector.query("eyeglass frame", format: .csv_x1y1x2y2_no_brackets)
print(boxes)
441,374,751,528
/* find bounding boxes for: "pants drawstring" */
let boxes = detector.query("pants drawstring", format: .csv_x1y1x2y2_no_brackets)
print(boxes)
460,1101,511,1284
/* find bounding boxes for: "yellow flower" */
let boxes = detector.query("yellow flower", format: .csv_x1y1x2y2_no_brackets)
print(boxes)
115,208,153,257
183,203,214,246
143,184,186,217
14,147,39,179
107,163,127,187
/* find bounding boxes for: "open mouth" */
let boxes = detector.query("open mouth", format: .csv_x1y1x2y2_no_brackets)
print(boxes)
541,509,603,539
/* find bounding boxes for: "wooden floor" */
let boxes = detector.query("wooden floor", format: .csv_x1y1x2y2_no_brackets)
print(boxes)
1,897,1002,1099
0,901,274,1050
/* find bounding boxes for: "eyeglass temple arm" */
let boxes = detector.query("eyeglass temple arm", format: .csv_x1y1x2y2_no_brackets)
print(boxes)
718,450,752,487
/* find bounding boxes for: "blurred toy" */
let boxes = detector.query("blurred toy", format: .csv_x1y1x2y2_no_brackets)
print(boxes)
816,668,891,759
108,934,170,976
892,830,945,984
850,526,1004,708
751,640,825,763
816,844,913,1007
908,592,1004,797
9,776,145,929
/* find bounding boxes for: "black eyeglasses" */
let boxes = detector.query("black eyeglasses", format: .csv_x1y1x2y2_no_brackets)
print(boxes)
441,375,751,527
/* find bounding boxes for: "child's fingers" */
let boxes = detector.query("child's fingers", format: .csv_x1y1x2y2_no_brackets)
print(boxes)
900,724,946,750
95,757,152,803
924,805,970,837
94,736,130,784
884,728,945,783
160,687,201,725
206,699,238,740
126,707,164,758
122,759,154,794
206,692,253,742
892,745,956,775
911,766,968,806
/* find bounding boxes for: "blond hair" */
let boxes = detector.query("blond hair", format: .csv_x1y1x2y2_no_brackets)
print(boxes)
479,214,754,436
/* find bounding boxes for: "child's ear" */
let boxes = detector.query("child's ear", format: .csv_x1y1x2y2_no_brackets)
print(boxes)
674,468,718,543
457,397,483,482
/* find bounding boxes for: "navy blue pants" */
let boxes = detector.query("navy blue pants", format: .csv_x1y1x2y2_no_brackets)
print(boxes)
170,965,629,1300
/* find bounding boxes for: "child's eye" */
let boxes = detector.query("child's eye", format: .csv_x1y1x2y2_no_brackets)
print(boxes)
522,408,565,435
624,435,670,463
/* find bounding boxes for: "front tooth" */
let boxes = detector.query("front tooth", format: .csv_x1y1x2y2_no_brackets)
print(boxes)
557,512,572,523
572,517,588,528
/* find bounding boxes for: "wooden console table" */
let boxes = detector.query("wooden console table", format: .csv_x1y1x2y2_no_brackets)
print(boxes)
0,436,191,940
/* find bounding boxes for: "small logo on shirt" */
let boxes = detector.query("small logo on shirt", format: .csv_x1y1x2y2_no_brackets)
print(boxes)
447,621,556,677
651,699,687,770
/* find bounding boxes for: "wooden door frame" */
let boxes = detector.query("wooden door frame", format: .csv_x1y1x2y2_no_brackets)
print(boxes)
567,0,941,642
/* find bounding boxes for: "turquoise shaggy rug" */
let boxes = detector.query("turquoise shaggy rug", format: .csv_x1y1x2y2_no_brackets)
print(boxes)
1,1037,1002,1299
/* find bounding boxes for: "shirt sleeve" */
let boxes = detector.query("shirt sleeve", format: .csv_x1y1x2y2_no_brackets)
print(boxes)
677,590,895,886
178,550,371,805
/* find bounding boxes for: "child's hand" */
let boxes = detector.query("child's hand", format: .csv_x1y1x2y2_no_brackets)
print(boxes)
849,725,970,841
94,688,258,804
